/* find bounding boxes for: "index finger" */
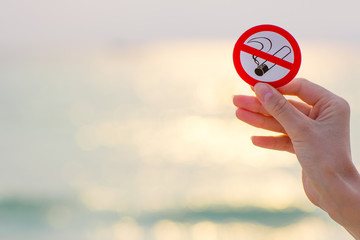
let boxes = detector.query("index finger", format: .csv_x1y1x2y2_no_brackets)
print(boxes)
277,78,334,106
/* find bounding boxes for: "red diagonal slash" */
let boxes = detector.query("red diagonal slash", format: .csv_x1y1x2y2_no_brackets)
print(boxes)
241,44,293,70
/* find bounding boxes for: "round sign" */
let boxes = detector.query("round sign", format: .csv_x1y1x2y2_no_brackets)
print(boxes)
233,25,301,88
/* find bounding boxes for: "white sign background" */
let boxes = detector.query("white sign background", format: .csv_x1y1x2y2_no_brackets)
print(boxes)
239,31,295,82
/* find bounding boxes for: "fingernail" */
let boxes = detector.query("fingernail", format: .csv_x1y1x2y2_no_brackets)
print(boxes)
254,83,273,102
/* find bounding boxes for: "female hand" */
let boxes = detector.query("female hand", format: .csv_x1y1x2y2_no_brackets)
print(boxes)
233,78,360,239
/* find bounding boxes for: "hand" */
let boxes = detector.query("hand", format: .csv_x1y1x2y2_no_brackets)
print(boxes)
233,78,360,239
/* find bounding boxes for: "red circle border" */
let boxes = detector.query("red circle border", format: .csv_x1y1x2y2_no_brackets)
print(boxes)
233,25,301,88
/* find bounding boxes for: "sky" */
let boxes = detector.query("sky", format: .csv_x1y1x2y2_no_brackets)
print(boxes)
1,0,360,50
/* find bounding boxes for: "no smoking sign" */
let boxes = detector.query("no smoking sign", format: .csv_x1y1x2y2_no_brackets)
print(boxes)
233,25,301,88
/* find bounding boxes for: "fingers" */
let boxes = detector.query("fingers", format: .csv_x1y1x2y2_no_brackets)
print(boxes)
278,78,334,106
233,95,269,115
233,95,312,116
233,78,325,139
251,135,295,153
254,83,309,136
236,108,285,133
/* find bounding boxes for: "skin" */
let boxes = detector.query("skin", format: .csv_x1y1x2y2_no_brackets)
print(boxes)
233,78,360,239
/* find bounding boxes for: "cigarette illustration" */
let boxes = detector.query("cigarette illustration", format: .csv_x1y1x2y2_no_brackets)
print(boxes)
247,37,292,76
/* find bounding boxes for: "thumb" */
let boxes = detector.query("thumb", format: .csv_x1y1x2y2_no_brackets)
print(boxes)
254,82,307,136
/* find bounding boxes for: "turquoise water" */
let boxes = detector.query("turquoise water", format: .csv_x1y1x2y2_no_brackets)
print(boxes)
0,197,325,240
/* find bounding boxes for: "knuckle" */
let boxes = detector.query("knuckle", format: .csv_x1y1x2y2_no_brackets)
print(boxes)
331,96,351,117
338,97,351,114
271,97,288,117
294,77,309,86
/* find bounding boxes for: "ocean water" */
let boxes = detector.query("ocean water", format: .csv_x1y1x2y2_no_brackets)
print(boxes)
0,196,349,240
1,39,359,239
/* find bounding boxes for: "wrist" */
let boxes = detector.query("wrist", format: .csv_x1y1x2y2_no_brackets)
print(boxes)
320,161,360,237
